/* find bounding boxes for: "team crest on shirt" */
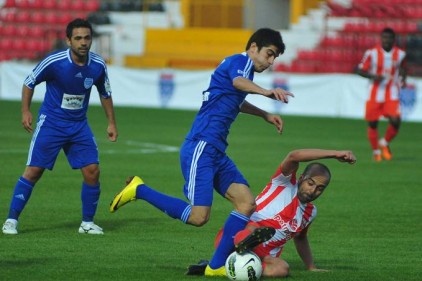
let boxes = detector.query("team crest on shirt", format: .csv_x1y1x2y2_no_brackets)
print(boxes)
84,78,94,89
400,83,417,120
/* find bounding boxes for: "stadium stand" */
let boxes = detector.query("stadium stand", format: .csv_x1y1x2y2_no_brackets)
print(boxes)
99,0,164,12
122,0,249,69
0,0,100,61
1,0,421,76
275,0,422,75
124,28,252,69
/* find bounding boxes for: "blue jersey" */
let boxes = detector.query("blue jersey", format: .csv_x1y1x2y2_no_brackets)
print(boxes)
185,52,255,152
24,49,111,121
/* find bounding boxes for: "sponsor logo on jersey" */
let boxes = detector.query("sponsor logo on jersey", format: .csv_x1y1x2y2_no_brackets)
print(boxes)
84,78,94,89
62,94,85,110
75,72,83,78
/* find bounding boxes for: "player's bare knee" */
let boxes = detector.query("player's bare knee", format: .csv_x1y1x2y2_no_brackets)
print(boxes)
81,164,100,185
226,183,256,215
23,166,44,183
264,259,289,278
187,215,209,226
237,200,256,216
187,207,210,226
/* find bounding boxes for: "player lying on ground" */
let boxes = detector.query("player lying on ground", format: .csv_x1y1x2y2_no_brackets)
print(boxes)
187,148,356,277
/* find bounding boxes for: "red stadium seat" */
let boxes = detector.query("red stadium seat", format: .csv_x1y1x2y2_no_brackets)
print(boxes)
12,37,25,51
30,25,45,38
55,12,74,25
297,50,319,61
367,21,386,33
324,49,344,63
1,24,17,36
320,36,343,48
15,24,31,37
0,38,13,50
0,9,16,22
26,38,47,52
405,22,418,33
3,0,16,8
25,0,43,9
44,12,59,25
31,11,45,24
85,0,101,12
14,0,31,9
70,0,84,11
273,63,289,72
290,60,317,73
41,0,56,9
15,10,31,23
57,0,72,10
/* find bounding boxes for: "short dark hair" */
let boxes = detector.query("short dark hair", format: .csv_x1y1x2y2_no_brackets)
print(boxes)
245,28,286,55
66,18,93,39
381,27,395,38
302,162,331,184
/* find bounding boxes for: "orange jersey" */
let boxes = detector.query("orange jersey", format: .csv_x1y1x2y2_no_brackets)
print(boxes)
358,46,406,102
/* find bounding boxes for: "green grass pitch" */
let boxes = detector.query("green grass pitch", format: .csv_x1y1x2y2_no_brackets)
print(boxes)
0,100,421,280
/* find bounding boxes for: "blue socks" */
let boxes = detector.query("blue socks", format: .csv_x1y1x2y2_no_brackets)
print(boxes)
7,178,101,223
7,177,35,220
81,182,100,222
209,211,249,269
136,184,191,223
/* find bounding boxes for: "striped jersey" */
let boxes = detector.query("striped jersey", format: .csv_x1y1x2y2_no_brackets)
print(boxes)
24,49,111,121
250,166,317,257
185,52,254,152
358,45,406,102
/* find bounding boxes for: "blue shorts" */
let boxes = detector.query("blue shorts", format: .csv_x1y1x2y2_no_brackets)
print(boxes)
180,139,249,207
26,114,99,170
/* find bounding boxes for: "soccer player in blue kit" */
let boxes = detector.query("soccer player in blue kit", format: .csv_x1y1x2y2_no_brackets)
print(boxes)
110,28,293,274
2,18,118,235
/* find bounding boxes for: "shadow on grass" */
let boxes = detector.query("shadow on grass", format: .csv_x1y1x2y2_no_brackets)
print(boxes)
13,217,158,234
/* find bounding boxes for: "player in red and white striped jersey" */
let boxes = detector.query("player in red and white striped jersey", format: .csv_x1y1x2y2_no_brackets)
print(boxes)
357,27,407,162
229,149,356,277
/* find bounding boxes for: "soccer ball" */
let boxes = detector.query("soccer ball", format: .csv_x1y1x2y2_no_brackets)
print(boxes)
225,251,263,281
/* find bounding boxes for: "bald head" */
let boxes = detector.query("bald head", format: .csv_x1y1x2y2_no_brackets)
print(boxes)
302,162,331,186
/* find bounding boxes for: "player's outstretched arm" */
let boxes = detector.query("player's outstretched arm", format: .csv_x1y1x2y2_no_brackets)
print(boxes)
240,101,283,133
233,77,294,103
281,149,356,176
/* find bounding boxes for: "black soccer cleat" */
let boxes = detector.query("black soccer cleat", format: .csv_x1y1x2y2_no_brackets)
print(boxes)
185,259,209,275
235,227,276,255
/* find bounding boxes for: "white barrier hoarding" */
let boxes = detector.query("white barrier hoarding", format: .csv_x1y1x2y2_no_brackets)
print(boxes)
1,61,420,122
